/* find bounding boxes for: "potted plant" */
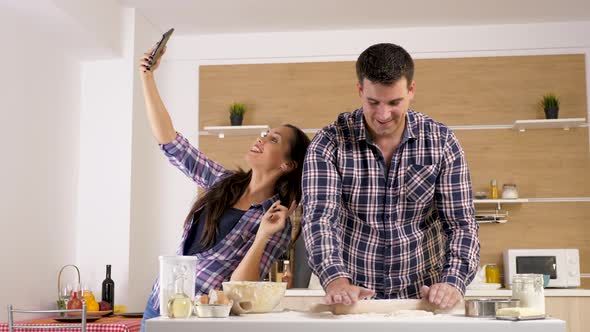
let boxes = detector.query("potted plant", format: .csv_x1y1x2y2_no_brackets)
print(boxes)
229,102,246,126
540,93,560,119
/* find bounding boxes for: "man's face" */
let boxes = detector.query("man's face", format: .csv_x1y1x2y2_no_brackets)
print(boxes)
358,77,415,139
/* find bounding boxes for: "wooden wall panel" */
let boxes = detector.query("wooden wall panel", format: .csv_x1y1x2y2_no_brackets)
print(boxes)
456,128,590,197
199,62,358,130
413,54,587,125
478,203,590,279
198,54,590,287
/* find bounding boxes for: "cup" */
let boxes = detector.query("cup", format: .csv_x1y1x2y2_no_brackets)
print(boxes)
542,274,550,288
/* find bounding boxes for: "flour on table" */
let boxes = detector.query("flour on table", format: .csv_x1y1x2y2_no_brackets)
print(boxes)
334,310,435,320
388,310,434,317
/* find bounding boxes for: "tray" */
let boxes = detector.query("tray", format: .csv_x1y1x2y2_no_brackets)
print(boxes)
54,316,101,323
496,314,547,321
66,310,112,318
114,312,144,318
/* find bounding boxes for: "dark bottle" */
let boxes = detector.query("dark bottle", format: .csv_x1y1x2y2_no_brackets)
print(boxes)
101,265,115,310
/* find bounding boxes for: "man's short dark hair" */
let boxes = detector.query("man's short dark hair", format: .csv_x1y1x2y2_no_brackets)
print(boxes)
356,43,414,88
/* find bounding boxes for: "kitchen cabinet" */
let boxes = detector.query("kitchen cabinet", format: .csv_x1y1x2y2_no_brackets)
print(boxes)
463,296,588,332
146,311,565,332
279,290,588,332
544,297,590,332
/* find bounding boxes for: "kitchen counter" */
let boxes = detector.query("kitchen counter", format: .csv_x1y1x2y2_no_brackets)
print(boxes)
284,288,590,297
146,311,565,332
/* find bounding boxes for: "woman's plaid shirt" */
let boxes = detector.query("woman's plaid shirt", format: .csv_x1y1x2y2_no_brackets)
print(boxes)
148,133,290,311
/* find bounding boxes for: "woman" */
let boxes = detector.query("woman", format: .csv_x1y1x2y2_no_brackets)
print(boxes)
138,46,310,330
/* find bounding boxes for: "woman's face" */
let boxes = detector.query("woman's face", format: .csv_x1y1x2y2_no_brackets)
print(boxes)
245,126,295,173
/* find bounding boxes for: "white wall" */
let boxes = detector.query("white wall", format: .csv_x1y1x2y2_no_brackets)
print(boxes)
125,20,590,309
0,10,81,321
76,7,137,309
126,12,198,311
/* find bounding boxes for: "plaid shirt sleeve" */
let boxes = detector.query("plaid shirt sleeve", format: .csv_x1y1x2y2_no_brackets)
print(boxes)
160,132,229,189
435,130,480,295
301,131,352,288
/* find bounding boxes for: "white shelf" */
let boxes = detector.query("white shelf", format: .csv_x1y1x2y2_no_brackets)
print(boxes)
474,197,590,209
513,118,586,132
301,118,587,134
474,199,529,204
201,125,270,138
474,198,528,210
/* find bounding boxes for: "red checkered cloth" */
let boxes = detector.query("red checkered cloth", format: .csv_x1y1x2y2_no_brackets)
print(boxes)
0,316,141,332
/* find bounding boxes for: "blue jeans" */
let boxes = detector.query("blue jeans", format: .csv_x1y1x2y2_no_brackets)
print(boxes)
140,297,160,332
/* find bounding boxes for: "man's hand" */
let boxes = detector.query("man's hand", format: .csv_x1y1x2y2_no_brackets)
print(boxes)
324,278,374,305
420,283,462,309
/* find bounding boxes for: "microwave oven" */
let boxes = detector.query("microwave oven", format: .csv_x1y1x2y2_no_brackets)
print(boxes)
503,249,580,288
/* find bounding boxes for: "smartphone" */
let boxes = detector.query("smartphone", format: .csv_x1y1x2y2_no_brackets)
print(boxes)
149,28,174,66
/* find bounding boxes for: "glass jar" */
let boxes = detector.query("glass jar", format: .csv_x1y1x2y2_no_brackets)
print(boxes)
511,274,545,314
485,264,501,283
502,184,519,199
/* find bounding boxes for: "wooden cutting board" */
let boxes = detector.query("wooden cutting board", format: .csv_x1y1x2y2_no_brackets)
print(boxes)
309,299,458,315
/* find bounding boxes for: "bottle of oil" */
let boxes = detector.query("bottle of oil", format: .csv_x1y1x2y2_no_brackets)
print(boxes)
166,265,192,318
490,179,499,199
281,260,293,289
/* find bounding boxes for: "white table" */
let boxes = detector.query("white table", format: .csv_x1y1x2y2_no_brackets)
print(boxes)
146,310,565,332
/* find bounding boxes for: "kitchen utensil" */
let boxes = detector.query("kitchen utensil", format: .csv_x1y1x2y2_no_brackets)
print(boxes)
309,299,458,315
464,299,519,317
475,192,488,199
158,256,198,317
114,312,144,318
66,310,112,318
222,281,286,314
53,316,101,323
194,300,233,318
56,264,81,315
496,314,547,321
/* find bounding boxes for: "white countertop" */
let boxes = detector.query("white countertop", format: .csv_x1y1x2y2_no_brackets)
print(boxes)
146,311,565,332
284,288,590,297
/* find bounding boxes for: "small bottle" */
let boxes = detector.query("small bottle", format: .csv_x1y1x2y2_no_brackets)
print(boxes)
490,179,499,199
275,260,284,283
281,260,293,289
101,265,115,311
166,266,192,318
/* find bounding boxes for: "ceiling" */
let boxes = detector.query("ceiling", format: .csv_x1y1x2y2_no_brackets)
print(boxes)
119,0,590,35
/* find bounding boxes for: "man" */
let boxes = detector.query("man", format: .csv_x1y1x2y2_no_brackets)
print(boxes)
301,43,480,309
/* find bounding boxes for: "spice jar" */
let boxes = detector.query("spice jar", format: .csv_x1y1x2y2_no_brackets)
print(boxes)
485,264,501,283
502,184,519,199
511,274,545,314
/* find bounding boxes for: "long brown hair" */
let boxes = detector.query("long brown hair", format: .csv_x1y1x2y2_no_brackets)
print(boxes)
185,124,310,248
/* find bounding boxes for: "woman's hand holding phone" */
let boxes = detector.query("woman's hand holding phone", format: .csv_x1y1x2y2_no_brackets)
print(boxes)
139,45,166,76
